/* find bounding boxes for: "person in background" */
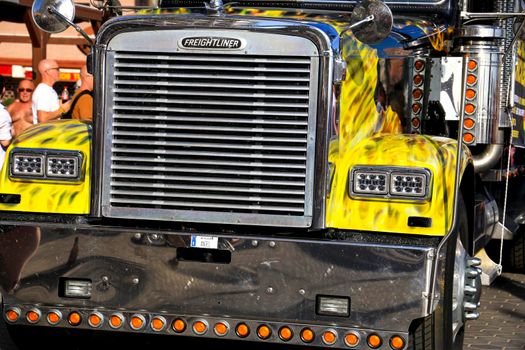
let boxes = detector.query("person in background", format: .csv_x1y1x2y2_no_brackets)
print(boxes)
7,79,35,137
0,76,12,171
32,59,72,124
68,65,94,121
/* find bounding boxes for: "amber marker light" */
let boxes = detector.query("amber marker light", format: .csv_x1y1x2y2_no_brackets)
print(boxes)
467,74,477,85
367,334,382,349
468,60,478,71
390,335,406,350
235,323,250,338
257,325,271,340
47,310,62,325
464,118,475,130
172,318,187,333
5,308,20,323
193,320,208,335
413,74,423,86
412,88,423,100
130,314,145,330
300,328,314,343
344,332,360,347
26,309,41,324
109,313,124,329
466,88,476,100
88,312,103,328
279,326,293,342
68,311,82,326
151,316,166,332
322,330,337,345
463,132,475,144
414,60,425,72
412,103,421,114
214,321,229,336
465,103,476,115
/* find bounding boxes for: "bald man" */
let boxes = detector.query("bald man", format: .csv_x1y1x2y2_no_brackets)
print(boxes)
32,59,72,124
7,79,35,137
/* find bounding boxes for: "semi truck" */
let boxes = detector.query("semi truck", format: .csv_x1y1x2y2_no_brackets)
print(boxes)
1,0,524,348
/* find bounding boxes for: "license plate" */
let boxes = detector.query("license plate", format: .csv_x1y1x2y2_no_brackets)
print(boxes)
190,235,219,249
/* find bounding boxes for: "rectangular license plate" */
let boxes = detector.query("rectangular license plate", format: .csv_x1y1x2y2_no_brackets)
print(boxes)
190,235,219,249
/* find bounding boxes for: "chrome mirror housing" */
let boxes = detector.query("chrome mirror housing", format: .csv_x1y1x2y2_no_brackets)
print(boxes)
32,0,75,33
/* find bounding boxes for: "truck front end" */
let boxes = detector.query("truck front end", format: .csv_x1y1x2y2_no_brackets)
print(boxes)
2,0,518,348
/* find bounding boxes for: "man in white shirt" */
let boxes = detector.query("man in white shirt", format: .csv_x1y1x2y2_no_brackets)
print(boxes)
0,76,12,171
32,59,72,124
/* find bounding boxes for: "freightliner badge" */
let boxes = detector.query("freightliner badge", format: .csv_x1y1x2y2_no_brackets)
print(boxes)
178,37,246,50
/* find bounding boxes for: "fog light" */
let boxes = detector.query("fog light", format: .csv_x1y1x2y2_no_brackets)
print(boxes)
316,295,350,317
64,279,92,298
11,153,44,177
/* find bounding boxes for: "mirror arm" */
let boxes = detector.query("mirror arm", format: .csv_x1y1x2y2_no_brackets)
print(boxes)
348,14,374,30
47,6,93,45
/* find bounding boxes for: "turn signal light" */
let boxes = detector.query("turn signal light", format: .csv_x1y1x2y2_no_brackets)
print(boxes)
322,329,337,345
367,334,382,349
300,328,315,343
390,335,406,350
344,332,360,347
47,310,62,325
109,313,124,329
26,309,41,324
172,318,187,333
151,316,166,332
130,314,145,330
236,323,250,338
193,320,208,335
68,311,82,326
257,325,271,340
214,321,229,336
279,326,293,341
88,312,103,328
5,308,20,323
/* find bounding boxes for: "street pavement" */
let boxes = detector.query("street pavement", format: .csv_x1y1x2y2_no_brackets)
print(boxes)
1,272,524,349
464,272,525,350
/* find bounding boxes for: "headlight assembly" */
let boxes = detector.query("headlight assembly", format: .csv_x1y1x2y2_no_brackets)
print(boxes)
9,149,83,181
350,166,431,200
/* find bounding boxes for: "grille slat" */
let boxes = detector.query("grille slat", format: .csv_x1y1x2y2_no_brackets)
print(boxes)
115,79,310,90
114,96,309,109
116,62,310,73
114,114,308,126
105,45,317,224
113,139,307,152
111,172,305,186
110,197,305,212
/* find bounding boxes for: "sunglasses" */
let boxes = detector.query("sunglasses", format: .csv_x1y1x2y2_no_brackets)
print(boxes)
18,88,33,93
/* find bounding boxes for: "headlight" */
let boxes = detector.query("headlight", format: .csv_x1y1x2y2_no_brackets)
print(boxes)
350,166,431,200
9,149,82,181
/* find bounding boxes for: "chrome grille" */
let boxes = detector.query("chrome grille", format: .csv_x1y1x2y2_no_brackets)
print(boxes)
102,40,318,227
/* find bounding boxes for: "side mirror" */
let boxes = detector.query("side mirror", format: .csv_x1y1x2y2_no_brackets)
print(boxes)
349,0,393,44
32,0,75,33
32,0,93,45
